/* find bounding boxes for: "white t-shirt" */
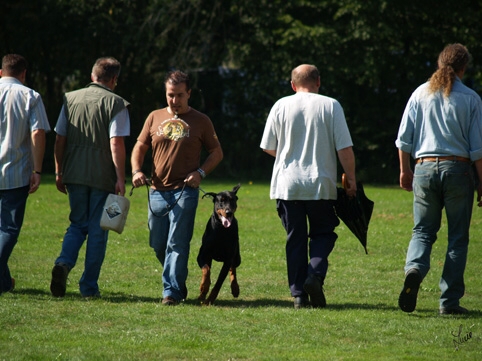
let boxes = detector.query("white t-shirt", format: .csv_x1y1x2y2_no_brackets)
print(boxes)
260,92,353,200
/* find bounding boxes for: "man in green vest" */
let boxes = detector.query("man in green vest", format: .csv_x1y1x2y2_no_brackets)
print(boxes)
50,57,130,298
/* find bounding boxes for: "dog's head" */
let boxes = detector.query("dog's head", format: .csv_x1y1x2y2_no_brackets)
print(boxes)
203,184,240,228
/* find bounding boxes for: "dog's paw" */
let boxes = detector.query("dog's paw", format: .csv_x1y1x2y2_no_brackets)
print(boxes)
200,300,214,306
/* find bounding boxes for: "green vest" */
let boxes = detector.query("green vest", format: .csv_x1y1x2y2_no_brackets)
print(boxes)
62,83,129,192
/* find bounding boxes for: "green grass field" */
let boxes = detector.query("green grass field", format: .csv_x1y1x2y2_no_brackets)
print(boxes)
1,178,481,360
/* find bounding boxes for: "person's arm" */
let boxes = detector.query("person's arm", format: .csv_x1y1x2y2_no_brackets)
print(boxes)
131,141,150,187
263,149,276,157
200,146,224,175
398,149,413,192
185,145,224,188
29,129,46,194
337,146,357,197
474,159,482,207
54,134,67,194
110,136,126,196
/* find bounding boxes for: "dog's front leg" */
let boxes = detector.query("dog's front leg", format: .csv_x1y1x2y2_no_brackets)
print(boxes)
198,264,211,301
206,262,230,305
230,267,240,298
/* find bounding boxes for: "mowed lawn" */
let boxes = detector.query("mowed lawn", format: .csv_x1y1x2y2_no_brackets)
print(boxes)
1,178,481,360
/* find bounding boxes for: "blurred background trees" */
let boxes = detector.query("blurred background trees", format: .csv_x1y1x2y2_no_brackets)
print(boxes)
2,0,481,183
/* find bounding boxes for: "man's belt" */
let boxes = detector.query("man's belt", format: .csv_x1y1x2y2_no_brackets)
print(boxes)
416,156,471,164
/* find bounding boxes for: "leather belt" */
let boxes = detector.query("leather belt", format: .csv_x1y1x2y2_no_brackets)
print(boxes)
416,156,471,164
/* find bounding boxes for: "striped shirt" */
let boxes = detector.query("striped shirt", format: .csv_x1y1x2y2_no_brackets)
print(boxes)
0,77,51,189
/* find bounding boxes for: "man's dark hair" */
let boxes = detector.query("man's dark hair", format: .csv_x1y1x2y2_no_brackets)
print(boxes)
92,57,121,82
1,54,28,77
164,70,191,91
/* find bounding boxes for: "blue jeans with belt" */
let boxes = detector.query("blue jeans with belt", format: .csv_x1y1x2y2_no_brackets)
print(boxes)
0,186,29,293
405,160,474,309
148,186,199,301
54,184,109,297
276,199,339,298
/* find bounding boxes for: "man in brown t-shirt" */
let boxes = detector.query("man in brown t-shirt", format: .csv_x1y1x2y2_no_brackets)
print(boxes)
131,70,223,305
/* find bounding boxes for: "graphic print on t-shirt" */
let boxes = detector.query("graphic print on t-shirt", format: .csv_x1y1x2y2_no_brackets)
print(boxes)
157,116,190,141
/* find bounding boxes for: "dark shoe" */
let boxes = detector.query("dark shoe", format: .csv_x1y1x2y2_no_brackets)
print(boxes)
398,268,421,313
303,274,326,308
50,264,69,297
293,296,310,309
439,305,469,315
161,296,179,306
8,278,15,292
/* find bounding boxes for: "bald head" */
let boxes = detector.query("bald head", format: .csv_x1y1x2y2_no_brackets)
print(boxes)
291,64,320,92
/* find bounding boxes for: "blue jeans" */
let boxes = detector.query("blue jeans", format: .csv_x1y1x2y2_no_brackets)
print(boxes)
0,186,29,293
148,186,199,301
405,160,474,308
55,184,109,297
277,199,340,297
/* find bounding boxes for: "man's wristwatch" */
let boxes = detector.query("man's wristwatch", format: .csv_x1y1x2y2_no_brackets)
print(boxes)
197,168,206,179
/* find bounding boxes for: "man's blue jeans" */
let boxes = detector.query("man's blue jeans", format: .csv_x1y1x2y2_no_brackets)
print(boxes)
54,184,109,297
405,160,474,309
0,186,29,293
277,199,339,297
148,186,199,301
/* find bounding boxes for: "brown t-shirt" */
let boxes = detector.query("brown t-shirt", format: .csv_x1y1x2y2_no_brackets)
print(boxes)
137,107,220,190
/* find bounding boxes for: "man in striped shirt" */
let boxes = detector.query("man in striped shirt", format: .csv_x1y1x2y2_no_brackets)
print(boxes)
0,54,50,294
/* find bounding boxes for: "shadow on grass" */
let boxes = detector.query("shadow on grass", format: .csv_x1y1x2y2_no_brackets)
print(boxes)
11,289,482,317
13,288,160,303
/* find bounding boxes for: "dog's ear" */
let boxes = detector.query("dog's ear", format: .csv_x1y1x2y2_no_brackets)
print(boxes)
202,192,217,200
232,183,241,194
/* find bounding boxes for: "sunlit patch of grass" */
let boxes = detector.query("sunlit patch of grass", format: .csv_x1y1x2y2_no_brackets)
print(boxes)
1,178,481,360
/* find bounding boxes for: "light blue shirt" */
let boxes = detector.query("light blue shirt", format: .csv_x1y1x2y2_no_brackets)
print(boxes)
260,92,353,200
396,77,482,161
0,77,51,189
54,105,130,138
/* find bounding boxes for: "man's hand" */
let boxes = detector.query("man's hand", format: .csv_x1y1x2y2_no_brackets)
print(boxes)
184,171,202,188
29,173,41,194
477,184,482,207
400,170,413,191
132,171,148,188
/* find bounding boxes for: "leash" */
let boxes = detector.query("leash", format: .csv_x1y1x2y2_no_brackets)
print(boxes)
129,179,188,217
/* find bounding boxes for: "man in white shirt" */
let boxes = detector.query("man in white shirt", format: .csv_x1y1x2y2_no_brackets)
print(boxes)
260,64,356,309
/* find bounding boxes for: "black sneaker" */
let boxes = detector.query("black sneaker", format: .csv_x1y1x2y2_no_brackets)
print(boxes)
398,268,421,313
439,305,469,315
303,274,326,308
50,264,69,297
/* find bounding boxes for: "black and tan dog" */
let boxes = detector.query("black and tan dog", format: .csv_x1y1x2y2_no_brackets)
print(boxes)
197,184,241,305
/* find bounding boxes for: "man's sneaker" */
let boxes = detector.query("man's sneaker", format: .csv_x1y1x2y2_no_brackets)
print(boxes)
50,264,69,297
82,292,101,299
439,305,469,315
398,268,421,313
161,296,179,306
293,296,310,309
303,274,326,308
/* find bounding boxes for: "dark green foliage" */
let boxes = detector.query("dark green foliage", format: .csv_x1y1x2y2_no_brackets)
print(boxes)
1,0,481,183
